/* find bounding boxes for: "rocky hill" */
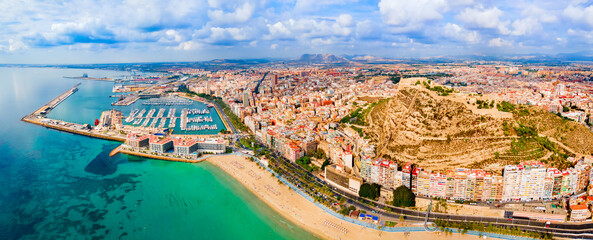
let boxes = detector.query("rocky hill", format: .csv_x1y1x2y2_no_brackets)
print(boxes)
360,80,592,173
296,54,350,64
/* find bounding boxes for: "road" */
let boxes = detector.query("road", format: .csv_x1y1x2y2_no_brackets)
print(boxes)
245,145,593,238
253,72,268,94
212,100,239,134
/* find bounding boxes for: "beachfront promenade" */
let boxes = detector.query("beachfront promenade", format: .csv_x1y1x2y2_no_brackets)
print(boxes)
211,153,529,240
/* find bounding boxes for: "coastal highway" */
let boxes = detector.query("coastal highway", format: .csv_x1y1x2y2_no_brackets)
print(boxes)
213,100,238,134
258,147,593,238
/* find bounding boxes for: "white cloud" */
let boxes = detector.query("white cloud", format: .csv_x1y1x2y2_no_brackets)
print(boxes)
563,5,593,29
456,6,510,34
0,39,27,52
521,6,557,23
173,41,203,50
379,0,447,29
294,0,356,12
270,43,278,49
208,2,255,25
511,18,541,36
160,30,184,43
266,22,292,39
488,37,511,47
208,27,253,43
356,20,379,39
311,38,332,45
336,14,353,26
567,28,593,42
265,17,353,40
443,23,480,43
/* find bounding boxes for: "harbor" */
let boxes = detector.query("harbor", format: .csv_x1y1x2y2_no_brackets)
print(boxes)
20,82,231,162
21,80,231,150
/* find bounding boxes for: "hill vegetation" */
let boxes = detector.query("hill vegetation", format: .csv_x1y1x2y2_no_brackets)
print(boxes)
355,82,592,173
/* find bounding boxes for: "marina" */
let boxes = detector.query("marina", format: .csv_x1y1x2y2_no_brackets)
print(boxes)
123,106,220,133
143,96,192,106
125,109,139,123
186,108,210,115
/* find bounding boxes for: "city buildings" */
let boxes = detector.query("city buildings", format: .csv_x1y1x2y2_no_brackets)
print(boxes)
125,134,227,156
149,137,174,153
126,133,150,148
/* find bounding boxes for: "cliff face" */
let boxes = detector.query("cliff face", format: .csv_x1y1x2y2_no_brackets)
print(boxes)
364,87,510,172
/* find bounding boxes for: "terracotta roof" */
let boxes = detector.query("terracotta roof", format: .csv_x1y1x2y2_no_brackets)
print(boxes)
571,204,589,211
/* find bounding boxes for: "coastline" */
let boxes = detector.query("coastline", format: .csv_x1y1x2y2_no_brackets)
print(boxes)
205,154,482,240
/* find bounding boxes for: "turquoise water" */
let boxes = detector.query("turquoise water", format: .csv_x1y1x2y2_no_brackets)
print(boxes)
0,67,319,240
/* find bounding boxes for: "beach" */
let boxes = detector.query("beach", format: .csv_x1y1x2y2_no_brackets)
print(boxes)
207,154,483,240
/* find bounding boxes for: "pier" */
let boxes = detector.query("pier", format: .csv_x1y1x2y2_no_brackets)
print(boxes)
143,96,192,106
21,117,126,142
112,95,139,106
21,83,128,143
33,83,80,116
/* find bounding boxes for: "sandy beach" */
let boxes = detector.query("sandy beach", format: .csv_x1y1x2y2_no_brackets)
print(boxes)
206,154,484,240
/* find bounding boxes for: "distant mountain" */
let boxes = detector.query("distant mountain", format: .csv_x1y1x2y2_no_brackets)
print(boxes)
295,54,350,64
208,58,272,64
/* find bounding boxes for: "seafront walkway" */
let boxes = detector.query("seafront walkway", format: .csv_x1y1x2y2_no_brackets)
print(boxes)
229,152,535,240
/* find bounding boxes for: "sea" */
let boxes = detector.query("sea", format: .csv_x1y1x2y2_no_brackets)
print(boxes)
0,67,319,240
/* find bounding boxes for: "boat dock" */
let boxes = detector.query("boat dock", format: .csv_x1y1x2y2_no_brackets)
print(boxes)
179,108,217,131
33,83,80,116
112,95,139,106
143,96,192,106
177,94,234,134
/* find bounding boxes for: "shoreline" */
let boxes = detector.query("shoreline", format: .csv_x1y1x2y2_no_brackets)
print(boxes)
205,154,484,240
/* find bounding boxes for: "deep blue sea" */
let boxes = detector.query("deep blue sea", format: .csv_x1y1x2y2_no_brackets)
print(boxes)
0,67,318,240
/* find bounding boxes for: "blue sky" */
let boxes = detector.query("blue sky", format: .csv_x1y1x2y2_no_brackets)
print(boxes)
1,0,592,64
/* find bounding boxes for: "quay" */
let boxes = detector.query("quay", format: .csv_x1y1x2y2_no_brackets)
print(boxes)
112,95,139,106
22,83,127,142
64,76,113,81
22,117,127,142
109,145,210,163
32,83,80,116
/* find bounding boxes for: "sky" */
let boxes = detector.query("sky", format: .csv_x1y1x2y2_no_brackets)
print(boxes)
1,0,593,64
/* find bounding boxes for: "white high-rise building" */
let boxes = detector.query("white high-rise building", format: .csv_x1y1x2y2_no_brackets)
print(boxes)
519,165,546,201
502,165,522,201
